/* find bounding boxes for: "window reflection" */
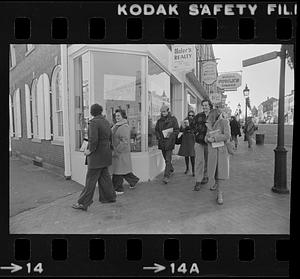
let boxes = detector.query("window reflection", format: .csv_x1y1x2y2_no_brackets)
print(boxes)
93,52,144,152
148,58,170,149
74,53,90,151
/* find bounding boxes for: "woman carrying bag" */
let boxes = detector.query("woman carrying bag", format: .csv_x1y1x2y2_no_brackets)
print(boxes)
178,110,196,176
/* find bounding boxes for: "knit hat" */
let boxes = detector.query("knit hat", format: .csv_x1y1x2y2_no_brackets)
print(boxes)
160,104,169,112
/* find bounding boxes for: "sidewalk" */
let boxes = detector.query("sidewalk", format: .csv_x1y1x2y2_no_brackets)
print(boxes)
10,141,292,234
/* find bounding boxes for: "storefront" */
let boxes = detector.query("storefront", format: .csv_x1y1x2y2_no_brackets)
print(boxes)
64,44,207,185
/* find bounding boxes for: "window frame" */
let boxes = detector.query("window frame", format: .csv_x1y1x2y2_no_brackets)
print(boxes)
31,79,39,139
10,45,16,69
25,44,35,56
12,89,22,138
51,65,64,142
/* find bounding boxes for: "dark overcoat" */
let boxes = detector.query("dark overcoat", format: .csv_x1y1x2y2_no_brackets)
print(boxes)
178,118,195,157
230,119,241,137
86,115,112,169
155,112,179,151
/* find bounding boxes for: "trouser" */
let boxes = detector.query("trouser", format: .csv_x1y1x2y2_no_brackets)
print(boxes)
185,156,195,173
112,172,140,192
231,135,238,148
215,179,224,193
78,167,116,207
162,149,174,178
194,143,208,183
247,134,253,147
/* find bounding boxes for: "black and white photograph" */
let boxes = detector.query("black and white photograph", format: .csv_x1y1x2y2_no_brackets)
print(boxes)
9,44,293,234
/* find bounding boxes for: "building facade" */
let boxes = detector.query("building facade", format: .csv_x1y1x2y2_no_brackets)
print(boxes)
257,97,278,123
10,44,215,186
272,90,294,124
9,44,64,170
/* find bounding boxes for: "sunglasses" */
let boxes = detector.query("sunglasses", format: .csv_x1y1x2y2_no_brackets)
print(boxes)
188,114,194,117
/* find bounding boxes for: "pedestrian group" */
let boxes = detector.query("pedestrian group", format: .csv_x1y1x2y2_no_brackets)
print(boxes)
73,100,253,211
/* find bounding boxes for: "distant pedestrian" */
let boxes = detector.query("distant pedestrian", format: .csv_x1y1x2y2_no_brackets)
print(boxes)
190,99,212,191
230,116,241,149
155,104,179,184
205,108,231,205
111,109,139,195
178,110,195,176
72,104,116,211
244,117,256,148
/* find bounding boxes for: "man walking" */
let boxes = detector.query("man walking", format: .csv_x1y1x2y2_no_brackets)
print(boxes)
155,104,179,184
190,99,212,191
244,117,256,148
72,104,116,211
230,116,241,149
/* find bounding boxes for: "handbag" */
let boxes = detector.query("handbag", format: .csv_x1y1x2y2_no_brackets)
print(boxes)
175,134,183,145
226,141,235,155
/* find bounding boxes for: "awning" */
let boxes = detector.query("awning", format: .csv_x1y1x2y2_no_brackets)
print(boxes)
185,71,209,99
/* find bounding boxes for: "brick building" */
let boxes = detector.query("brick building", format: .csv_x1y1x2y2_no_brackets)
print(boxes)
9,44,64,169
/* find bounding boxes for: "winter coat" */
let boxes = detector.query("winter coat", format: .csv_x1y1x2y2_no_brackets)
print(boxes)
190,112,208,145
230,119,241,137
244,120,256,136
155,112,179,151
111,119,133,175
205,117,230,180
86,115,113,169
178,117,195,157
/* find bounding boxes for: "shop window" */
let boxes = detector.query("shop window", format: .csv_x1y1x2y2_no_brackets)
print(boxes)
10,45,16,69
12,89,22,138
148,58,170,149
51,65,64,140
74,53,90,151
93,51,145,152
187,91,197,114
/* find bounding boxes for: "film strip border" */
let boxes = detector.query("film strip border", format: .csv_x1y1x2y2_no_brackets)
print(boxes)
2,235,289,276
0,2,297,42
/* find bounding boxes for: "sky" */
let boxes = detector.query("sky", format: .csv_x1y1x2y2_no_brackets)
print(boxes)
212,44,294,115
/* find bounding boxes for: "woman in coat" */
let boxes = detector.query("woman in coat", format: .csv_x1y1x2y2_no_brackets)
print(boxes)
178,110,195,176
111,109,139,195
205,109,231,205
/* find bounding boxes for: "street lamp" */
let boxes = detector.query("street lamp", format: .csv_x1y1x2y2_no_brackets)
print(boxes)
243,84,250,141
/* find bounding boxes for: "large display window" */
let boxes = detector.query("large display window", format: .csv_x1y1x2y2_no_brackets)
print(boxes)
74,53,90,151
93,52,146,152
148,58,170,149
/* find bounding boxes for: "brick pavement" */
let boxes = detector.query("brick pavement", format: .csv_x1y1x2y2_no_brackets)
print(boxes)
10,141,292,234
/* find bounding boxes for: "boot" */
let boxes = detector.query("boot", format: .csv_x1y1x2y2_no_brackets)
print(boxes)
193,182,201,191
216,191,223,205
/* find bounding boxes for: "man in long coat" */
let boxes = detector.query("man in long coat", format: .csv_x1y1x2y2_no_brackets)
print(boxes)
72,104,116,211
155,104,179,184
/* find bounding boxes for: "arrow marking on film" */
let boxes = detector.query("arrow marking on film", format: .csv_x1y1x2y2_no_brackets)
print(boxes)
143,263,166,273
0,263,23,273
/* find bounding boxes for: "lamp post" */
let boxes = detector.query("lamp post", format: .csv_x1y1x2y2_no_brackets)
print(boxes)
272,45,289,194
243,84,250,141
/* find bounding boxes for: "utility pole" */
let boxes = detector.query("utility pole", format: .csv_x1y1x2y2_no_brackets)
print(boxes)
272,45,289,194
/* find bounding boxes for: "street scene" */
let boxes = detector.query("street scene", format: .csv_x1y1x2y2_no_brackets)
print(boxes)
9,44,293,234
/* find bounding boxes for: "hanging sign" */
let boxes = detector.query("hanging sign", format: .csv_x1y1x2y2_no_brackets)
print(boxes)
202,61,217,85
172,45,196,71
216,72,242,91
209,92,221,104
